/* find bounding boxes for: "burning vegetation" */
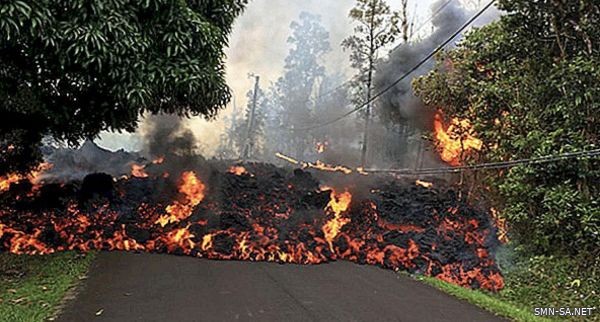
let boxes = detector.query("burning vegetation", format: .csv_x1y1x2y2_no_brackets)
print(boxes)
433,112,483,165
0,158,504,292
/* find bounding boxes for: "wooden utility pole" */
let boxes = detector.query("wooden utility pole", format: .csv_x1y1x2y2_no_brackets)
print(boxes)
241,75,260,160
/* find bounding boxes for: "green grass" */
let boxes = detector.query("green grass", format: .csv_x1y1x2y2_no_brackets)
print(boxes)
0,252,95,322
413,250,600,322
417,275,549,322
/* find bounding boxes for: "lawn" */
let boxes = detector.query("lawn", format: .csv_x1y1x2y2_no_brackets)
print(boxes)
0,252,94,322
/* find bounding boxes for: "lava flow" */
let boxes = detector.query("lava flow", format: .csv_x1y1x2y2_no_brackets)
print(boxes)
0,162,504,291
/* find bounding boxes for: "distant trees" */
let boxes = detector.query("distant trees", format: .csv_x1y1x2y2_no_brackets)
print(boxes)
342,0,401,166
0,0,246,175
270,12,332,159
413,0,599,259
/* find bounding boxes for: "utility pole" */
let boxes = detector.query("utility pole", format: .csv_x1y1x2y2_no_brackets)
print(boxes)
227,94,237,153
241,75,260,160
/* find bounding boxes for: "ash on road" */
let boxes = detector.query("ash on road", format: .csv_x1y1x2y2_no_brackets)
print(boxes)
59,252,506,322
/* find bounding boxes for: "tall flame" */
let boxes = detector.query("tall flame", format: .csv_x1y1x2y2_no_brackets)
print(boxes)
322,188,352,251
156,171,206,227
433,112,483,165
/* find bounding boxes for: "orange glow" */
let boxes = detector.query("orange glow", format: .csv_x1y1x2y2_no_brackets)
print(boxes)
415,180,433,188
490,208,509,244
275,152,300,165
1,162,505,292
228,166,247,176
131,164,149,178
322,189,352,251
156,171,206,227
0,173,22,192
316,142,328,154
356,167,369,176
152,156,165,164
1,162,53,192
307,160,353,175
433,112,483,165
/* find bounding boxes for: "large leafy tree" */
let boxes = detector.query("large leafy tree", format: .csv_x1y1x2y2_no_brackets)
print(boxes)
0,0,246,174
414,0,599,258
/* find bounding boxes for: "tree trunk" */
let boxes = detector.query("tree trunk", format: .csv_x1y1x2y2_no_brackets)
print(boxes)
360,0,377,168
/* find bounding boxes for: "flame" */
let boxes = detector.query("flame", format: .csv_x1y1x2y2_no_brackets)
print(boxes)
0,162,53,192
433,112,483,166
415,180,433,188
490,208,509,244
0,173,22,192
228,166,247,176
307,160,353,175
1,163,505,292
155,171,206,227
356,167,369,176
322,189,352,251
275,152,300,165
316,142,328,154
152,156,165,164
131,164,149,178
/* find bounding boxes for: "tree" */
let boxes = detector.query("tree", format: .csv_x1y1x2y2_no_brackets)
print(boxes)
0,0,247,174
413,0,599,259
269,12,331,159
342,0,400,167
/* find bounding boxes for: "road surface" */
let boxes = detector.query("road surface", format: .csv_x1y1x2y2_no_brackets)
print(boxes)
59,252,506,322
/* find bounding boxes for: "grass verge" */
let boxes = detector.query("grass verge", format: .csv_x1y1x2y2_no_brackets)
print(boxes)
416,275,549,322
413,250,599,322
0,252,95,322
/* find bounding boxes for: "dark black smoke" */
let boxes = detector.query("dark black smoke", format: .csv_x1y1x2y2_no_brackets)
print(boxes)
143,114,199,158
374,0,468,126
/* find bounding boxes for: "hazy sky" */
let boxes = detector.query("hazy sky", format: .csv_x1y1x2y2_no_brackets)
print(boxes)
97,0,487,153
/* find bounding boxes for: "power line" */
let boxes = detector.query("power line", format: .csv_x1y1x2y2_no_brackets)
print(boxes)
364,149,600,175
287,0,496,131
302,0,456,106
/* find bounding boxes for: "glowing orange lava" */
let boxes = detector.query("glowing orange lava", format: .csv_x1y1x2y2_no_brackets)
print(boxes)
155,171,206,227
228,166,247,176
131,164,149,178
415,180,433,188
322,188,352,251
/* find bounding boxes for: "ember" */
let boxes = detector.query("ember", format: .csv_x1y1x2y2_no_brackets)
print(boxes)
0,163,504,291
131,164,149,178
228,166,248,176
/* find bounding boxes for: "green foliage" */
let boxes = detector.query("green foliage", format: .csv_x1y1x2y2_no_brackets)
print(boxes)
497,252,600,321
0,0,246,174
413,0,599,259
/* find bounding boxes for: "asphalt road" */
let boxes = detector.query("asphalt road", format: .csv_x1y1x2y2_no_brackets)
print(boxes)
59,252,506,322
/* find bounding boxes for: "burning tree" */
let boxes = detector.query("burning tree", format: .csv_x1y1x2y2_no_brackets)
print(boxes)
0,0,247,175
413,0,600,260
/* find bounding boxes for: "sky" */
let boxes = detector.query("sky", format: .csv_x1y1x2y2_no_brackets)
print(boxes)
97,0,489,154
